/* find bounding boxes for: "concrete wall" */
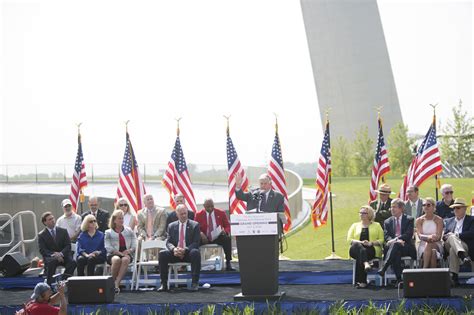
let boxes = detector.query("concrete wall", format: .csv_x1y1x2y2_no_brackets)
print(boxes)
300,0,403,139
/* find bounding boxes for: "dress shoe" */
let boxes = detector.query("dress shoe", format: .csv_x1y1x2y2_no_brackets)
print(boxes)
189,282,199,291
461,257,472,266
157,284,168,292
226,262,236,271
394,280,403,289
377,269,385,277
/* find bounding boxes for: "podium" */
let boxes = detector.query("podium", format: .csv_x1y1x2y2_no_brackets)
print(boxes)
231,212,285,301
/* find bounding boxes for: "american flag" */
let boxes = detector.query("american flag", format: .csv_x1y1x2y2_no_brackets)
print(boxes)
399,116,442,200
369,118,390,202
226,130,248,214
116,132,146,212
163,136,197,212
69,133,88,212
268,129,292,232
312,121,331,228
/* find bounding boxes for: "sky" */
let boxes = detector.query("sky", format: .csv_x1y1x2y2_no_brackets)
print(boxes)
0,0,472,171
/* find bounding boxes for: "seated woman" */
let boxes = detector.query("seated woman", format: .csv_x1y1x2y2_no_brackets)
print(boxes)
115,198,137,231
105,210,137,293
347,205,384,288
416,197,443,268
76,214,106,276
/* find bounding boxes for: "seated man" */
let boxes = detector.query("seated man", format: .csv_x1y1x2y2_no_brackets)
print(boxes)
370,183,393,227
137,194,167,241
436,184,455,218
443,198,474,285
56,199,82,242
20,282,67,315
165,193,195,231
38,212,76,286
195,198,234,271
158,204,201,292
81,196,110,233
377,198,416,286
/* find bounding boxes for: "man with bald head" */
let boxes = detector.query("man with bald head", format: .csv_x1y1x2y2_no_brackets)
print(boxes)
166,193,195,231
158,204,201,291
195,198,234,271
81,196,109,232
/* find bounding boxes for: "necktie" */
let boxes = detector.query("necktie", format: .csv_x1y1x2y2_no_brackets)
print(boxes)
260,194,267,211
395,218,401,236
178,223,185,248
207,213,213,241
147,210,154,239
412,203,417,217
51,228,56,241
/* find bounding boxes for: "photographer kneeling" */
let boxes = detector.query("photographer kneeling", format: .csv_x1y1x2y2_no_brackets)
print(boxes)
16,282,67,315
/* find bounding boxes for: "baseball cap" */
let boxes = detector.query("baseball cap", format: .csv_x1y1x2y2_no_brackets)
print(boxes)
31,282,51,300
61,199,72,208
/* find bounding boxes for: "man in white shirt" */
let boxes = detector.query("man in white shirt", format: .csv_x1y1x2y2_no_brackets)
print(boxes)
443,198,474,285
404,185,423,219
56,199,82,242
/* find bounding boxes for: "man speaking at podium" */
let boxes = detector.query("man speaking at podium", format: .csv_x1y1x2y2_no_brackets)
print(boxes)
235,173,284,213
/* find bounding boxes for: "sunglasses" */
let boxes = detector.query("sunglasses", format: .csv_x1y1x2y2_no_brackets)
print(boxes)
359,212,368,214
119,204,128,207
90,220,97,223
422,204,432,207
444,191,454,195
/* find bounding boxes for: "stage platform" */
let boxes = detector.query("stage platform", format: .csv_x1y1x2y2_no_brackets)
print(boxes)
1,260,473,314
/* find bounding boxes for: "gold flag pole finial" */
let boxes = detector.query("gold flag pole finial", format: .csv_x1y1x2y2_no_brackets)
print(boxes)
273,113,279,133
374,106,383,120
125,120,130,133
175,118,182,136
223,115,231,136
325,108,331,123
76,122,82,134
429,103,438,116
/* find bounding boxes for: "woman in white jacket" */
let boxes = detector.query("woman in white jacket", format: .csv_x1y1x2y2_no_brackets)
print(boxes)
105,210,137,293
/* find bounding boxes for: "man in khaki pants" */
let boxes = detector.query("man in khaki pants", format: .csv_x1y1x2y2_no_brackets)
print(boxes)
443,198,474,286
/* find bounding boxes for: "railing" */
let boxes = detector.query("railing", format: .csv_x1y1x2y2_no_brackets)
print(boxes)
0,210,38,259
0,163,233,185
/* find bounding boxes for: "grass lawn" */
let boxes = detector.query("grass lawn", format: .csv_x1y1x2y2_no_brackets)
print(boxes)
284,176,474,260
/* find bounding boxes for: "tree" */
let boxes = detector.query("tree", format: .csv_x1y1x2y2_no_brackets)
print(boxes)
331,136,353,177
440,100,474,168
387,122,414,175
352,126,374,176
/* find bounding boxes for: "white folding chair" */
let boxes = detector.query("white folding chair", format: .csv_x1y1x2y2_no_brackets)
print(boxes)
134,239,166,290
200,244,225,271
384,256,416,286
351,258,383,286
168,262,192,290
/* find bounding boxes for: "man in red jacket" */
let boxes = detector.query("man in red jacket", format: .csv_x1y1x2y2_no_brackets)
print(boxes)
195,198,235,271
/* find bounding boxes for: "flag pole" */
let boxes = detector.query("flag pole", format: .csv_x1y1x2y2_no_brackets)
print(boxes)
324,110,341,260
125,120,140,209
223,115,231,137
76,122,84,215
375,106,386,183
430,104,440,201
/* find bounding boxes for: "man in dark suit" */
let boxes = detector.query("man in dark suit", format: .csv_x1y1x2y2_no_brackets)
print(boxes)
377,198,416,286
234,173,284,213
158,204,201,292
403,185,423,219
165,193,195,231
38,212,76,285
81,196,110,232
195,198,234,271
370,183,394,227
443,198,474,285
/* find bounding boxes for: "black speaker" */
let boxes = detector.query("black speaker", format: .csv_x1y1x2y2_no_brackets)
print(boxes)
403,268,451,298
0,252,30,277
67,276,115,304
